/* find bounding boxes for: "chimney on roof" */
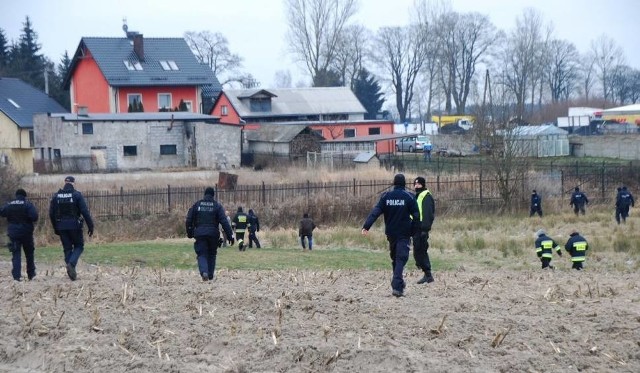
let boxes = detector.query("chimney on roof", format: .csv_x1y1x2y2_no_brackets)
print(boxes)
133,33,144,61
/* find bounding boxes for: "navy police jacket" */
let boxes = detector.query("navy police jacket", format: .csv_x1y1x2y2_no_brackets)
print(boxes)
49,183,94,231
185,195,233,239
0,195,39,237
363,186,419,239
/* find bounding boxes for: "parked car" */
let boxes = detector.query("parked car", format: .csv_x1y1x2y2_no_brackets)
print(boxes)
396,135,431,152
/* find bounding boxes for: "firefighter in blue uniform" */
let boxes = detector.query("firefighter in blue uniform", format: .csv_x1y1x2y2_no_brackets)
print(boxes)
412,176,435,284
232,207,249,251
565,231,588,270
0,189,39,281
186,187,234,281
362,174,419,297
49,176,94,281
534,229,562,269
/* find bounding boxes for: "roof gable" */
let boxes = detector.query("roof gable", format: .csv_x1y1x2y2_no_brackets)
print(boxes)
225,87,366,118
65,37,221,93
0,78,68,128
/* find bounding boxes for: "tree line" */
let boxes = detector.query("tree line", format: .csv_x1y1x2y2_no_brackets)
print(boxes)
283,0,640,124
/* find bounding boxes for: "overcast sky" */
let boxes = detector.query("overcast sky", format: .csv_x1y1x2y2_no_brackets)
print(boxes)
1,0,638,88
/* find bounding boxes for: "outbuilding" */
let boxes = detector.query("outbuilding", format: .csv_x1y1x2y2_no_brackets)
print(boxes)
507,125,569,157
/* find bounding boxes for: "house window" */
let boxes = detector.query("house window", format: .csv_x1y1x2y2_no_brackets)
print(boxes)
158,94,172,110
29,130,34,147
184,101,193,112
82,123,93,135
312,129,323,137
160,144,177,155
53,149,61,158
249,98,271,112
221,105,228,116
344,129,356,138
159,60,179,71
368,127,381,135
123,146,137,156
128,94,143,112
123,60,143,71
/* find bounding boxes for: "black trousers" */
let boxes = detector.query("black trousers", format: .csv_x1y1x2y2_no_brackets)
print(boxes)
412,232,432,273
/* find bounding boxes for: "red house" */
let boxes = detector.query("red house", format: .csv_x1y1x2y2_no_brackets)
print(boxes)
63,30,221,114
211,87,396,153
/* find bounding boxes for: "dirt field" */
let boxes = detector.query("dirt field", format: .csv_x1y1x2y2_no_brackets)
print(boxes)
1,259,638,373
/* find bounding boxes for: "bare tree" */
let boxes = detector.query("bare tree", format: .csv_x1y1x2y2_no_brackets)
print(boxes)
609,64,638,105
273,70,293,88
184,31,251,87
591,34,625,105
546,39,580,102
374,25,429,123
449,13,500,114
579,51,597,103
500,8,545,121
284,0,358,86
332,24,371,89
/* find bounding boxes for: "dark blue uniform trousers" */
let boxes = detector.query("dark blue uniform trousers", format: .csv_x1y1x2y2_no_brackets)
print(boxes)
10,234,36,280
59,229,85,268
194,235,219,279
388,237,410,292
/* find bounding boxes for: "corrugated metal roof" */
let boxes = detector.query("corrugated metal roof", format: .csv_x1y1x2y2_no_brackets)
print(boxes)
245,124,314,142
510,125,568,136
0,78,68,128
224,87,366,118
51,112,219,123
353,152,376,163
601,103,640,114
65,37,221,92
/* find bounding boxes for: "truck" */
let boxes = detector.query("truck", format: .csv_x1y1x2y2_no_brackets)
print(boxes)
431,115,475,133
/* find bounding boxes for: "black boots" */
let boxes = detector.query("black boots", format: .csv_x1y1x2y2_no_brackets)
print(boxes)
417,272,434,284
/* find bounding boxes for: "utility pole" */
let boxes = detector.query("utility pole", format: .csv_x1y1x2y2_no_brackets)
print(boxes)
44,68,49,95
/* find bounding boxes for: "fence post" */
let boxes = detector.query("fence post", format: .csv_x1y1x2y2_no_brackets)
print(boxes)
167,184,171,213
261,181,266,205
458,158,461,176
307,180,310,209
601,162,605,200
560,170,564,196
353,178,356,195
120,186,124,218
479,169,483,205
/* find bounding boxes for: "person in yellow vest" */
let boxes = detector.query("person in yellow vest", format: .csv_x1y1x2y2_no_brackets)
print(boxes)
565,231,588,270
534,229,562,269
232,206,249,252
412,177,435,284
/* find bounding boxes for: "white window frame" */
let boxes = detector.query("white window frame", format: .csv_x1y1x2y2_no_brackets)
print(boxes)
184,100,193,112
221,105,228,116
158,93,172,110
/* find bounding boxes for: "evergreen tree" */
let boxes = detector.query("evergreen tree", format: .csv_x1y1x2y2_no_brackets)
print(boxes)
138,100,144,112
178,99,188,111
6,17,46,90
0,28,9,73
313,68,343,87
128,102,134,112
353,69,385,120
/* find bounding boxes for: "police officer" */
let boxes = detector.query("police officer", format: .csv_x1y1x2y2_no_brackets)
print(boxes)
616,186,635,224
48,176,94,281
569,187,589,216
232,206,249,251
565,231,588,270
247,209,261,248
0,189,38,281
412,176,435,284
534,229,562,269
530,190,542,217
185,187,234,281
362,174,420,297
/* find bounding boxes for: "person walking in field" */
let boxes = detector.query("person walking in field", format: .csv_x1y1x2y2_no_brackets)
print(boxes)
49,176,94,281
185,187,234,281
0,189,38,281
569,187,589,216
530,190,542,217
412,176,435,284
232,206,249,251
247,209,261,248
615,186,634,224
299,213,316,250
362,174,420,297
565,231,588,270
534,229,562,269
